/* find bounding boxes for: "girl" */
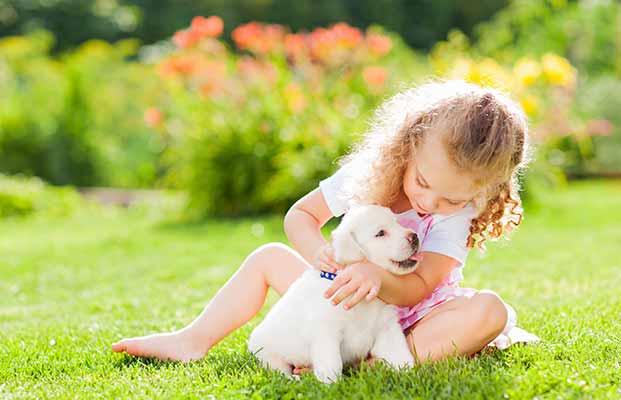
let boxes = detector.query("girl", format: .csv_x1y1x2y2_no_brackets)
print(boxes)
111,79,538,369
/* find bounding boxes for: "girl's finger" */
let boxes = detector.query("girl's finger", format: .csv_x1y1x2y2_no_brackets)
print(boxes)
323,270,351,298
344,284,372,310
330,281,358,306
365,285,379,301
321,262,336,273
319,254,338,271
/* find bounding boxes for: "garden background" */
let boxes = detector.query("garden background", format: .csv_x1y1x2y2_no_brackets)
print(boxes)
1,1,620,398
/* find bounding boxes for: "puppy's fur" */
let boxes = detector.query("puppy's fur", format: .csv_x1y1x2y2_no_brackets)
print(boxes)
248,205,420,383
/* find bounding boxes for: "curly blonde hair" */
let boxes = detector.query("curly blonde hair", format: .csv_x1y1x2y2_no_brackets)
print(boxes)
338,79,531,250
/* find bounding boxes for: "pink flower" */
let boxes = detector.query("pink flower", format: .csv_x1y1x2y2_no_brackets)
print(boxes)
585,119,614,136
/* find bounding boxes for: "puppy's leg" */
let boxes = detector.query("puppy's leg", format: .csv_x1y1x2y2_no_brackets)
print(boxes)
255,350,299,380
370,321,414,369
310,333,343,384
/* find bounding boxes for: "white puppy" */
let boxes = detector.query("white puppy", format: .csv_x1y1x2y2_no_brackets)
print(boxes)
248,205,421,384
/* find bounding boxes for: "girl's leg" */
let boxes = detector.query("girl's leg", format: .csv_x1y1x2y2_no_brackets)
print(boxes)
405,290,509,362
111,242,310,362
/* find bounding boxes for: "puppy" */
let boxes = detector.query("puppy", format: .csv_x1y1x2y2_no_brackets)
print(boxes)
247,205,420,383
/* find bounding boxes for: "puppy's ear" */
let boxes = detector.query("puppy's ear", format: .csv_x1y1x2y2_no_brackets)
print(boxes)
330,227,364,265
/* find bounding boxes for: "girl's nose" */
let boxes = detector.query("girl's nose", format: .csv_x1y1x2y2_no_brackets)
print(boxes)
419,194,438,212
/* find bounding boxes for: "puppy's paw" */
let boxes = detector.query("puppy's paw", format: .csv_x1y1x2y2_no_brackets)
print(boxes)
375,352,415,370
314,368,340,384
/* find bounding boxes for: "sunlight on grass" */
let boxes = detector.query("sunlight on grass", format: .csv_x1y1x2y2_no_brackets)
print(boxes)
0,181,620,399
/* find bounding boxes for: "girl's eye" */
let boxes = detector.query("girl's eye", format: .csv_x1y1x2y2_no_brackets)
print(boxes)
416,177,427,188
447,199,464,206
375,230,386,237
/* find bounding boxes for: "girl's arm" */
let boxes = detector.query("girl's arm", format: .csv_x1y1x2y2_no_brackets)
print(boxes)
376,252,460,306
283,188,334,264
324,251,461,309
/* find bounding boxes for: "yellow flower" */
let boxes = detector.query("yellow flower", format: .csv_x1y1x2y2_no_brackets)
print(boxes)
513,58,541,86
520,95,539,116
448,57,506,87
541,53,576,87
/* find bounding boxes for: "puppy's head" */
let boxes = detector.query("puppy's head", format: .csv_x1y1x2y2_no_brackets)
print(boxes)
331,204,421,275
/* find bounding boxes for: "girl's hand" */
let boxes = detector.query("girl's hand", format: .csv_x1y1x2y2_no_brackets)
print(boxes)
311,242,345,272
323,261,383,310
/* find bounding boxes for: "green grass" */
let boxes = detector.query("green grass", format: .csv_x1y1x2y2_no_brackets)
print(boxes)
1,180,620,399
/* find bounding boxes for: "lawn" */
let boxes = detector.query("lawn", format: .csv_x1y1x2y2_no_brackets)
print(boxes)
1,181,620,399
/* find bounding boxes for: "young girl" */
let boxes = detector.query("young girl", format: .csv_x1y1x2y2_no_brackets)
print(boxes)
111,79,538,369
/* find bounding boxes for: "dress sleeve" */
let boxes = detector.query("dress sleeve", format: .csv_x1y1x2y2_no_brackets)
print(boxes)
419,206,476,265
318,165,352,217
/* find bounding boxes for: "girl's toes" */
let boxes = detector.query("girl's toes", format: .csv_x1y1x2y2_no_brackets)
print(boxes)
111,340,128,352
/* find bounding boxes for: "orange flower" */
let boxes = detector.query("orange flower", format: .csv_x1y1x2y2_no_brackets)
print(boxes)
362,66,387,88
144,107,163,127
157,57,196,77
309,23,363,64
331,23,362,48
284,83,307,113
191,16,224,38
285,33,307,60
366,33,392,57
232,22,285,54
172,29,201,48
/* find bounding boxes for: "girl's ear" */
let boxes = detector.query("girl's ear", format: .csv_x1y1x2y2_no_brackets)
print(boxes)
330,227,364,265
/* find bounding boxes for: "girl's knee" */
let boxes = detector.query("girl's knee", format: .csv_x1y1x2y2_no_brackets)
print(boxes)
249,242,296,263
247,242,305,274
470,291,508,338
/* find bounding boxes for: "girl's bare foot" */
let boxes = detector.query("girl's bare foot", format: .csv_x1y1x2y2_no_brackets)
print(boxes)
111,330,207,363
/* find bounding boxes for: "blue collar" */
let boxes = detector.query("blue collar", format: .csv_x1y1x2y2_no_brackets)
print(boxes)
319,270,337,281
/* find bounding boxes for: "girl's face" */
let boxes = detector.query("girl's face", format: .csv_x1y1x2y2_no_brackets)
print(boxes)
403,133,478,216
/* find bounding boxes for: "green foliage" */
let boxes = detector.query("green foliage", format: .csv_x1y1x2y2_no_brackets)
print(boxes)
0,173,84,218
0,30,165,187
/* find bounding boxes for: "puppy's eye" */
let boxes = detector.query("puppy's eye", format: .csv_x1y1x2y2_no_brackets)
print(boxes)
375,230,386,238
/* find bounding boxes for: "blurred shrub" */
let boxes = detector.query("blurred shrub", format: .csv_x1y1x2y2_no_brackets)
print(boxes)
469,0,621,177
0,174,84,218
474,0,621,78
0,30,164,187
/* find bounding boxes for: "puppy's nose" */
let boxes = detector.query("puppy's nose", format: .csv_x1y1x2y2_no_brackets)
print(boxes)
407,232,419,249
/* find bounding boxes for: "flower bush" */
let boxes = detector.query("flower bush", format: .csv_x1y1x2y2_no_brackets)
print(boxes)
150,17,426,217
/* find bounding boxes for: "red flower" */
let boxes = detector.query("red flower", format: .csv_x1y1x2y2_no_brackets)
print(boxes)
191,16,224,38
